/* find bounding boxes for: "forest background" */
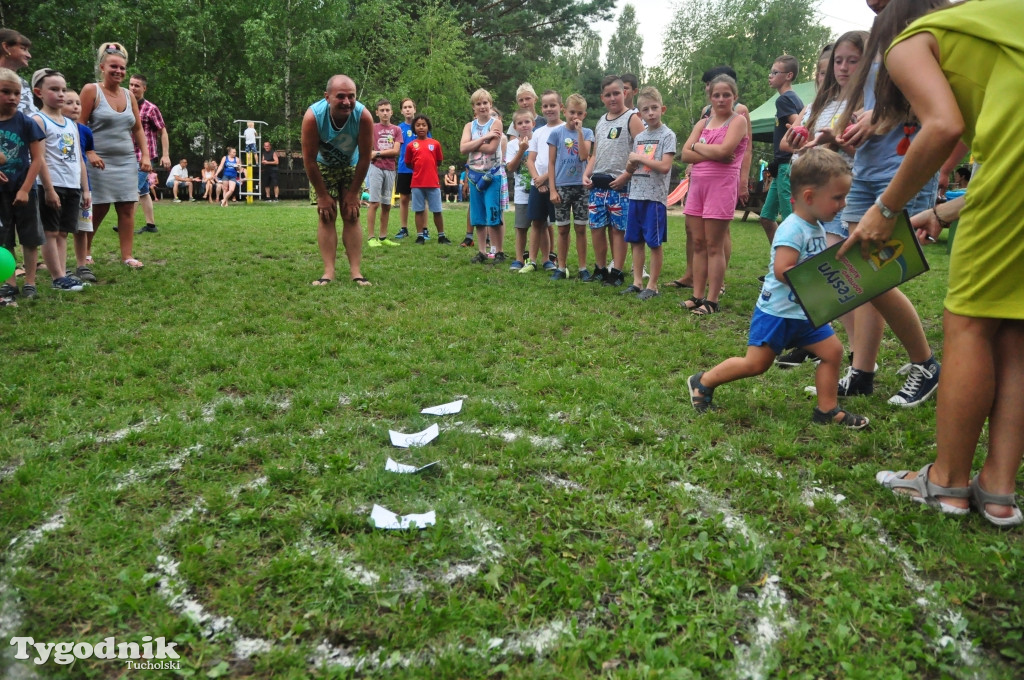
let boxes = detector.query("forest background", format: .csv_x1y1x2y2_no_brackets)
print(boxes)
4,0,832,174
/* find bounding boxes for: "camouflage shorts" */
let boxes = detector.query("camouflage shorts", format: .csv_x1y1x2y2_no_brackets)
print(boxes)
309,162,355,203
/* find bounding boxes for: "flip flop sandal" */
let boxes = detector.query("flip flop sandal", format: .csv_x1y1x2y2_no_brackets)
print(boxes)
311,278,333,286
688,372,718,413
352,277,371,286
970,475,1023,527
680,296,703,310
123,258,144,269
875,463,969,514
667,279,692,289
813,405,868,430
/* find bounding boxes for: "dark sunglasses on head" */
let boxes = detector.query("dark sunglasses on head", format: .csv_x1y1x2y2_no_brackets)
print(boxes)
103,43,124,54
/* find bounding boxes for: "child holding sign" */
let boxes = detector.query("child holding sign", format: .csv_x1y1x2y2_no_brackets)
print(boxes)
688,147,868,429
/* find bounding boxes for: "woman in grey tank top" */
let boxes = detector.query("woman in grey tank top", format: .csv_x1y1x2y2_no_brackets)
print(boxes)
79,42,151,269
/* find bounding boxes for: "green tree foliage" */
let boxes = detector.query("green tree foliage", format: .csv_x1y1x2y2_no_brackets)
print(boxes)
604,3,643,80
663,0,832,127
454,0,617,109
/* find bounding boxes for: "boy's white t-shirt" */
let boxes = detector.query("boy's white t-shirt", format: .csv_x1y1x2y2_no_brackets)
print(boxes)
527,123,563,186
504,138,530,204
244,127,257,145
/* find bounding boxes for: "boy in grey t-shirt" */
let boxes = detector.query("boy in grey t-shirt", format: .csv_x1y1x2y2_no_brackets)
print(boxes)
547,93,594,280
623,87,676,300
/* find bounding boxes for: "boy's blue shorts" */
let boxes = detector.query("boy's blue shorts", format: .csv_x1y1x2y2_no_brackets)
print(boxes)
469,179,501,227
527,186,555,223
748,307,834,355
624,199,667,247
411,187,442,213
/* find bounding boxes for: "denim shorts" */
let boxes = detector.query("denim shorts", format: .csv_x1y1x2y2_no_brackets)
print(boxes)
842,175,940,223
411,187,442,213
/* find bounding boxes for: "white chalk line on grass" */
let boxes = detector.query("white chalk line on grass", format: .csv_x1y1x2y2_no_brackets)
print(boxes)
680,483,795,680
441,422,563,449
147,475,573,671
802,486,988,678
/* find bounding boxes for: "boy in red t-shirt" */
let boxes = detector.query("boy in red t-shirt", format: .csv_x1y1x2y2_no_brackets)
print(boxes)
404,114,448,244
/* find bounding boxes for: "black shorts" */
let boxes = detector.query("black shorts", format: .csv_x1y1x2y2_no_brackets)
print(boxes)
0,188,45,249
40,187,82,234
396,172,412,196
265,168,279,188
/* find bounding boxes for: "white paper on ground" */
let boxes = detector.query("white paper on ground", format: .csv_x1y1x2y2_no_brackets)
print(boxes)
389,423,440,448
385,457,441,474
420,399,463,416
370,504,436,530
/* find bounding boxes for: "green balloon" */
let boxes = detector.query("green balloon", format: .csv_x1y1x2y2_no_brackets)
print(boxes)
0,247,14,281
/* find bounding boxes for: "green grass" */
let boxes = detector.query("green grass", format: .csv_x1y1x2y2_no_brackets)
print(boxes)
1,201,1022,679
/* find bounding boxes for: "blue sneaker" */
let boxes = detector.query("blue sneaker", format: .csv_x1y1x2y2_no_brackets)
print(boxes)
395,228,409,239
578,268,592,282
51,276,84,292
509,260,524,271
550,268,567,280
422,231,430,241
542,260,557,271
888,357,940,407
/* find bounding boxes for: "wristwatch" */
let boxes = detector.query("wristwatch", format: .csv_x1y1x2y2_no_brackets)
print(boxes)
874,197,898,219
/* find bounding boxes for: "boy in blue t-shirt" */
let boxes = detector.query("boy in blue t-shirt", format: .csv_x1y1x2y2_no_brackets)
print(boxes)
688,148,868,430
546,93,593,280
758,54,803,245
0,68,45,304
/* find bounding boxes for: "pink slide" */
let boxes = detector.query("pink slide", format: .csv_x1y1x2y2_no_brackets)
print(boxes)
667,178,689,206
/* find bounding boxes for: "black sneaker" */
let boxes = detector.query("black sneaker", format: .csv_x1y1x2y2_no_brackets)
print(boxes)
493,251,507,264
395,228,410,239
837,367,874,397
602,268,625,287
888,357,940,407
437,234,452,245
135,224,158,234
415,234,425,244
0,283,18,298
469,252,487,264
590,267,608,283
776,347,819,369
459,236,474,248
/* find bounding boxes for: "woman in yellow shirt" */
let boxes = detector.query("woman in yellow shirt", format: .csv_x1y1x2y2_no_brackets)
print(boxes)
843,0,1023,526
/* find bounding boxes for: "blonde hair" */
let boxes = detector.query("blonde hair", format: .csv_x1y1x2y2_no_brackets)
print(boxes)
515,83,537,99
95,41,128,77
636,86,664,107
470,88,492,106
790,147,851,193
512,108,534,124
0,67,20,87
565,93,588,111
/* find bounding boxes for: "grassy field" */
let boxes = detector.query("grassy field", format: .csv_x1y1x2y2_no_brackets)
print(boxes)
0,201,1021,679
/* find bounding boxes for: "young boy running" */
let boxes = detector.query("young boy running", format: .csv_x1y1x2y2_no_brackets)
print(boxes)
0,68,45,304
520,90,563,274
546,93,593,280
32,69,89,292
688,147,868,429
365,98,402,247
584,75,645,286
622,87,675,299
505,108,534,270
460,89,504,263
404,114,448,244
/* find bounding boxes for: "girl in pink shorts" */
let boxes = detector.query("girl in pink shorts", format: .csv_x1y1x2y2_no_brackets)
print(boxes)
680,75,749,315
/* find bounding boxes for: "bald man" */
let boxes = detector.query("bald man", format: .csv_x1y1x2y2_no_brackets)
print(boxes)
301,75,373,286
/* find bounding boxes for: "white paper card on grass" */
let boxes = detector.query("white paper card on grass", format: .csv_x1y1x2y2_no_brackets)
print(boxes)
385,457,440,474
388,423,439,448
420,399,463,416
370,504,436,530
